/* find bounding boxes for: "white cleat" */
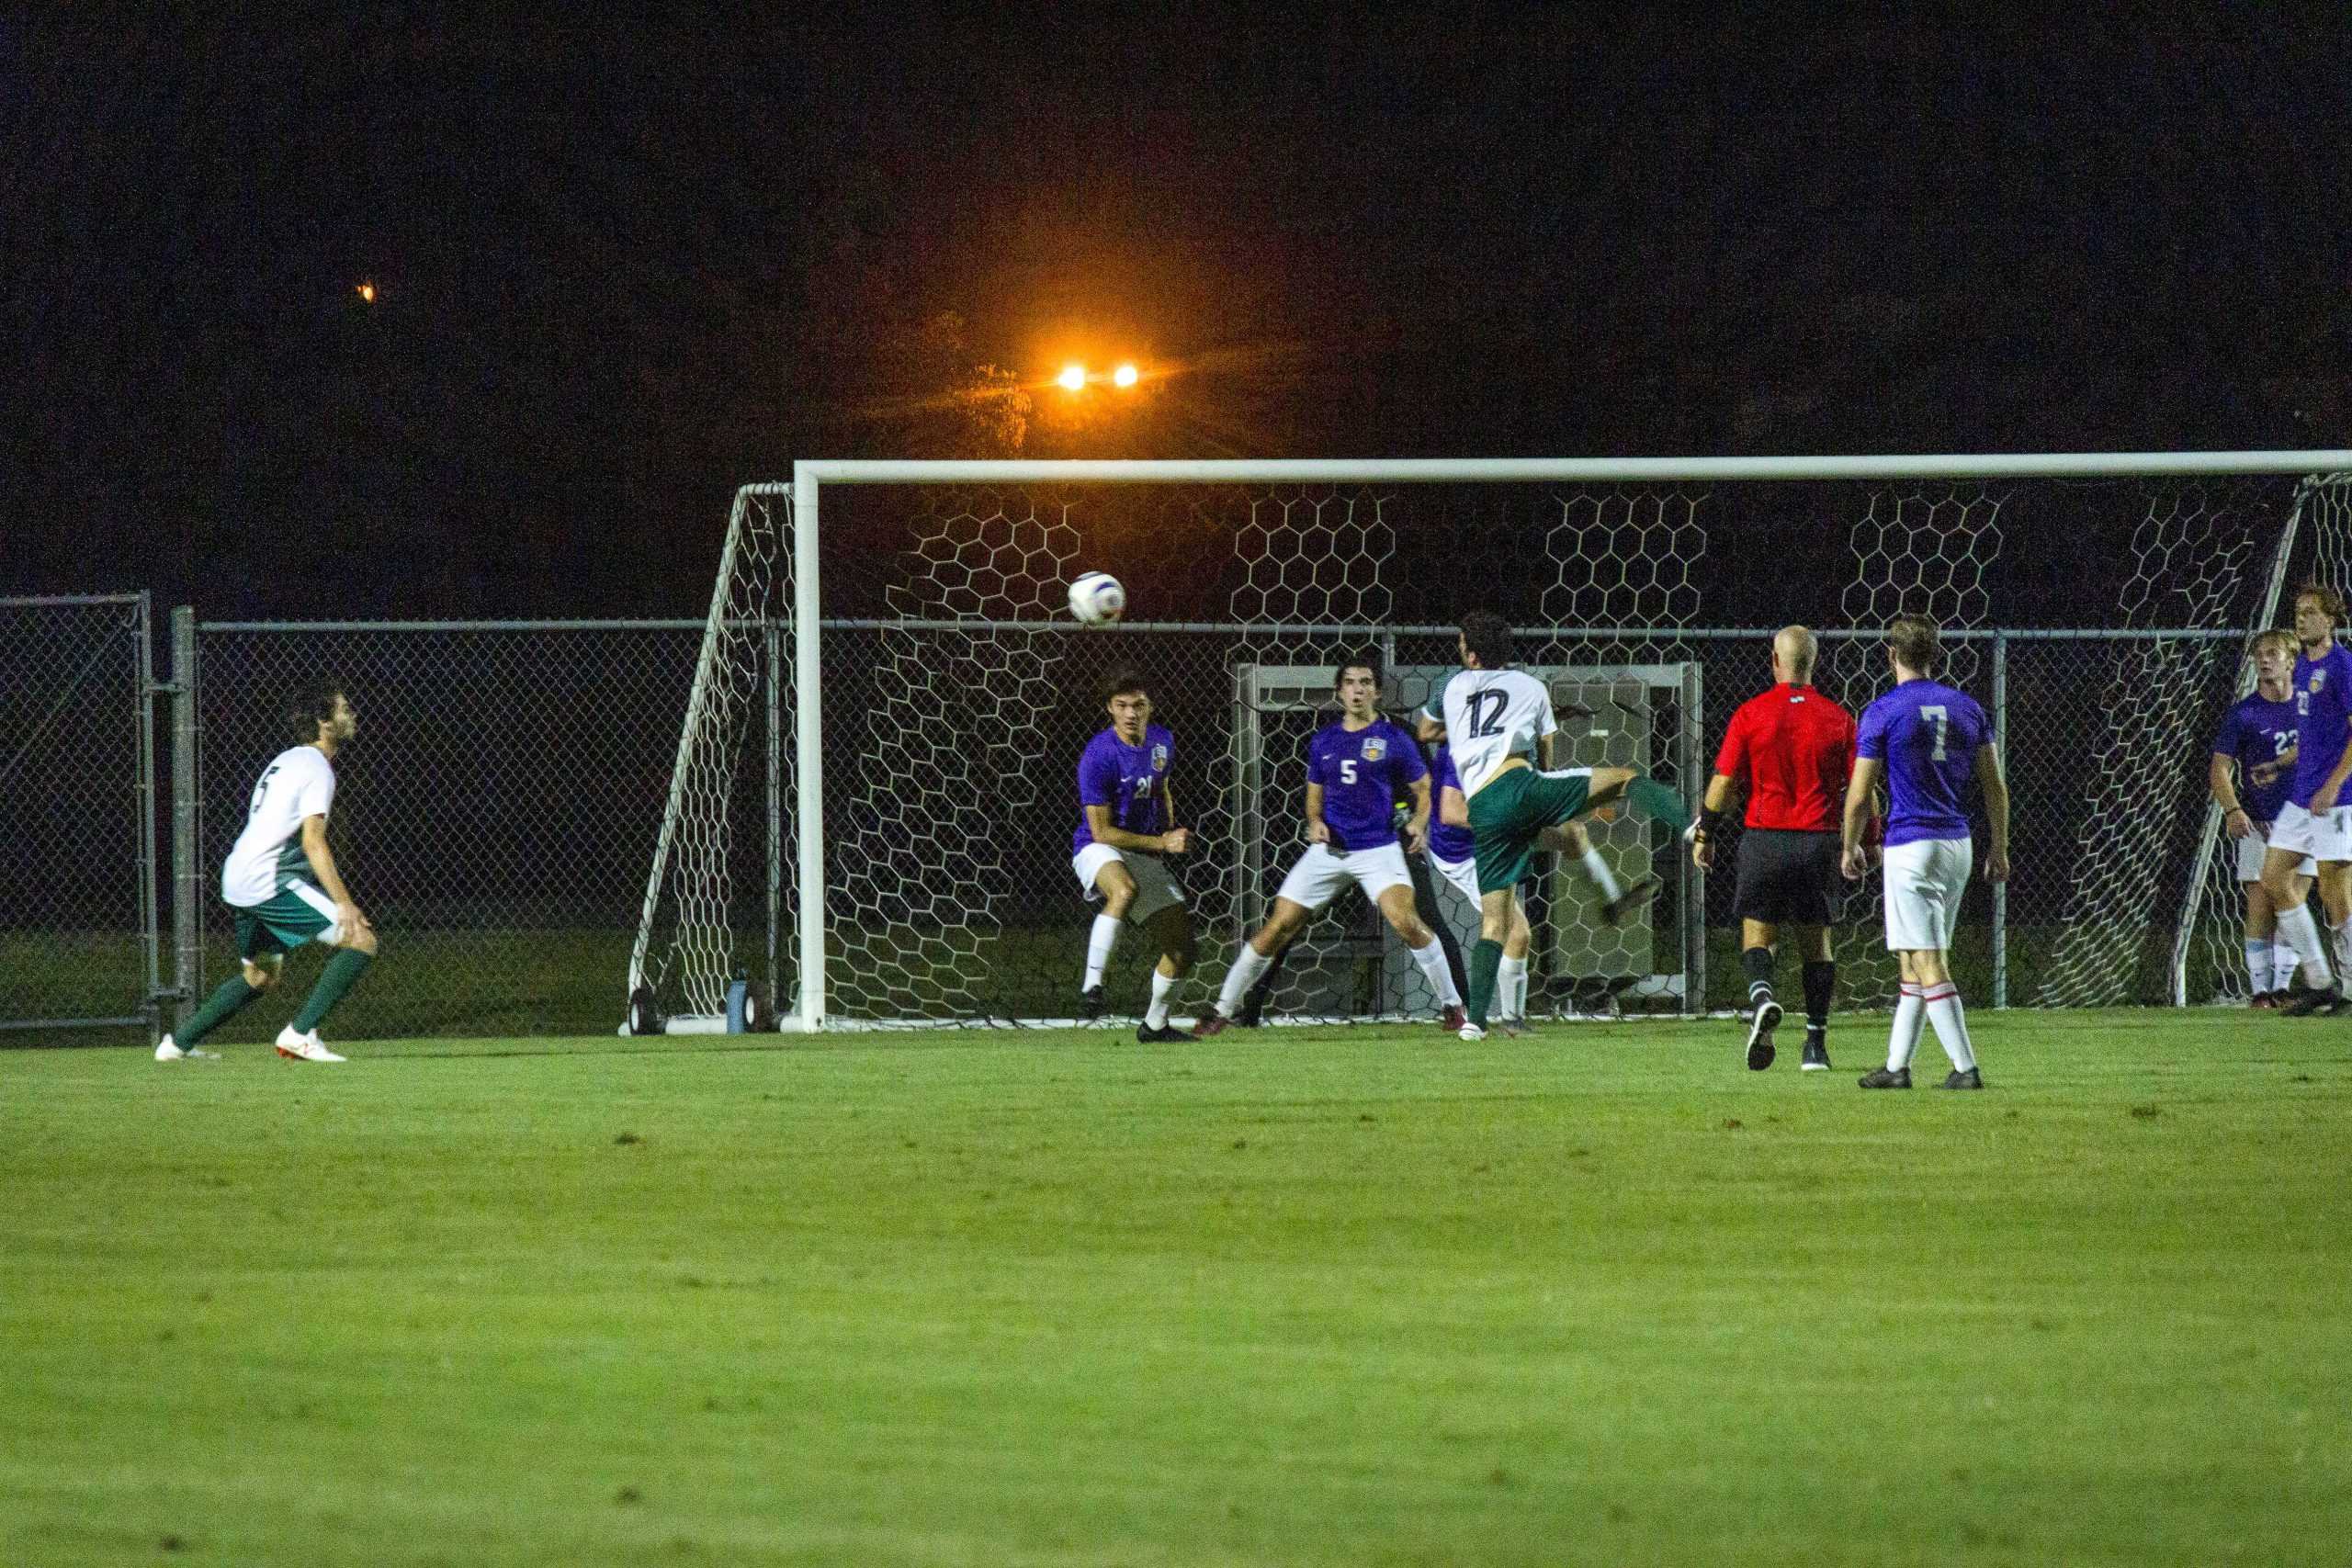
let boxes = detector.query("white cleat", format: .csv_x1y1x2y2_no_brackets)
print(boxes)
154,1034,219,1062
1457,1023,1487,1043
275,1025,345,1064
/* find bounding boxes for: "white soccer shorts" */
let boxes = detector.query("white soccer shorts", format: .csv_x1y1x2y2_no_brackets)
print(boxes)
1882,836,1973,953
2267,801,2352,864
2234,822,2315,883
1429,852,1485,945
1071,843,1187,925
1273,841,1412,913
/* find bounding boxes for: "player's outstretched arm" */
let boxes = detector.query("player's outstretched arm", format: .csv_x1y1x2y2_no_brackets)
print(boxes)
1974,743,2010,882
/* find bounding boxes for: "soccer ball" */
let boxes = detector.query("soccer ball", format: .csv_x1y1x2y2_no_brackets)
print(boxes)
1068,570,1126,626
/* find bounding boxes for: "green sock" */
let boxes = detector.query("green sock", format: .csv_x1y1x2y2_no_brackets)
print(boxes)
1625,776,1691,831
293,949,374,1032
180,976,260,1045
1467,939,1503,1028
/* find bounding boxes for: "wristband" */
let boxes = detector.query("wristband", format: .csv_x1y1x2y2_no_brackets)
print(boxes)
1696,807,1724,841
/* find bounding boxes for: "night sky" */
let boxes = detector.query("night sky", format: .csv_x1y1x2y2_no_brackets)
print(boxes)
5,10,2346,620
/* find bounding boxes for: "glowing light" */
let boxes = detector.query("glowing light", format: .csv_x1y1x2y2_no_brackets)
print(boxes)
1057,364,1087,391
1112,363,1138,389
356,281,376,303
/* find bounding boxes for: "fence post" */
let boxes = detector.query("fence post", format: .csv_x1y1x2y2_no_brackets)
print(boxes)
1991,630,2007,1009
171,607,201,1032
133,592,164,1033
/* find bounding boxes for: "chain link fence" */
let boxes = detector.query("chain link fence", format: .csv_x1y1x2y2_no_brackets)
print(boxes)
1,594,160,1037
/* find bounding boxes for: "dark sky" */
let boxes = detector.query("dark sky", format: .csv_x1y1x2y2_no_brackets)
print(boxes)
4,9,2346,619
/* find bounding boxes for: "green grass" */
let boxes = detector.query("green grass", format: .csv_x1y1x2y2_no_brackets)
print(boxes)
5,1011,2348,1565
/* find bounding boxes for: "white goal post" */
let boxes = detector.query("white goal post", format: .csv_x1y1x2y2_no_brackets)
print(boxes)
632,452,2352,1033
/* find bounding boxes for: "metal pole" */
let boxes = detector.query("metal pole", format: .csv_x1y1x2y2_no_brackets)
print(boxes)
791,469,827,1032
1684,659,1706,1015
171,607,201,1031
133,592,163,1033
765,615,783,1013
1991,631,2007,1010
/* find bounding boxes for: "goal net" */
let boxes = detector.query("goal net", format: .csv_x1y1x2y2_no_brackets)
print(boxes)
629,457,2352,1032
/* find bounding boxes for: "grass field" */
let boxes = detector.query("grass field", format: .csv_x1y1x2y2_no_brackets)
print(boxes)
5,1010,2348,1566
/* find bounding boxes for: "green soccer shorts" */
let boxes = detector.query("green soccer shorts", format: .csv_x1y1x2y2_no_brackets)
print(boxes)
1468,766,1593,895
231,883,339,960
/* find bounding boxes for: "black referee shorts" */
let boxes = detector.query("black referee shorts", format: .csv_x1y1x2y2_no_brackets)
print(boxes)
1732,829,1844,926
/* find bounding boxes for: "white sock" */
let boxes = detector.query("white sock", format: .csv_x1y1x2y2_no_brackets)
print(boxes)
1577,845,1623,903
1497,954,1527,1018
2274,941,2303,992
1920,982,1975,1072
1887,983,1927,1071
1218,943,1274,1018
2245,937,2271,997
1145,969,1177,1029
1412,937,1463,1007
1083,914,1122,990
2276,904,2334,989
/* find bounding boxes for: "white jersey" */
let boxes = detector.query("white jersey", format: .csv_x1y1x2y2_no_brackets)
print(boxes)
1437,668,1558,796
221,745,337,907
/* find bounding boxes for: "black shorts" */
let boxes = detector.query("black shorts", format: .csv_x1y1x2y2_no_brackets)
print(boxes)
1732,829,1844,925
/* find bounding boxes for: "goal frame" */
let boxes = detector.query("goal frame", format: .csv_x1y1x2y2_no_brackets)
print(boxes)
731,450,2352,1032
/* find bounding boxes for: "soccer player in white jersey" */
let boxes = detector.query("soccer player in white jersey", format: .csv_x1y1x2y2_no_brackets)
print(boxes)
2209,629,2307,1005
1841,615,2008,1089
1070,669,1198,1043
2262,583,2352,1016
1194,655,1464,1036
1441,611,1690,1040
154,680,380,1064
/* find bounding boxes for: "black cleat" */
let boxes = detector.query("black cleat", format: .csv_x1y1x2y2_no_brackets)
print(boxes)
1745,998,1781,1071
1800,1035,1830,1072
1599,877,1658,928
2284,986,2348,1017
1078,985,1106,1021
1190,1013,1231,1040
1233,1002,1266,1028
1135,1022,1189,1043
1939,1066,1985,1089
1859,1066,1912,1089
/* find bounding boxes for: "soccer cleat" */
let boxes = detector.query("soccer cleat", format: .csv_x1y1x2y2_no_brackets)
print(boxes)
1134,1022,1190,1043
1233,1001,1266,1028
154,1034,218,1063
1494,1016,1525,1039
1939,1066,1985,1089
1858,1066,1911,1089
1800,1035,1830,1072
1191,1012,1230,1040
1077,985,1106,1021
1598,877,1658,928
274,1025,345,1064
1441,1004,1467,1032
2249,991,2281,1010
1744,998,1781,1071
2282,986,2346,1017
1457,1022,1487,1043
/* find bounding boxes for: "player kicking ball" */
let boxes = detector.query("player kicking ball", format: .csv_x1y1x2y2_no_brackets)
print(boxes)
1069,670,1198,1043
1195,655,1465,1037
155,680,380,1064
1442,611,1690,1041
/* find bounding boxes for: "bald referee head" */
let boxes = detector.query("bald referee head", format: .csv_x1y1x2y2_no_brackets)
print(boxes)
1772,625,1818,684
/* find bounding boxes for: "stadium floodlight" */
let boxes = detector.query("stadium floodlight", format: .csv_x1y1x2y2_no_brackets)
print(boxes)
1057,365,1087,391
1112,364,1139,389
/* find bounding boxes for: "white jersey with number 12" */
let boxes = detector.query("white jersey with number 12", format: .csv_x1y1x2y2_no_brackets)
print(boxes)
1439,668,1558,797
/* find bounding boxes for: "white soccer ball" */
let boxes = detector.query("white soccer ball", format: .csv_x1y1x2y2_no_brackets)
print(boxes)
1068,570,1126,626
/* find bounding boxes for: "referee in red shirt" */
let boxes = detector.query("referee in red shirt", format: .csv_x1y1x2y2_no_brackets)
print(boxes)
1690,626,1858,1072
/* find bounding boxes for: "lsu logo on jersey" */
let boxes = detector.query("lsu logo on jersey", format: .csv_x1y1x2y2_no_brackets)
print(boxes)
1360,737,1387,762
2312,671,2329,694
1150,743,1169,772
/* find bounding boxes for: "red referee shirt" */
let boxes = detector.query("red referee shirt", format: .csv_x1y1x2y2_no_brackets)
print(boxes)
1713,682,1857,831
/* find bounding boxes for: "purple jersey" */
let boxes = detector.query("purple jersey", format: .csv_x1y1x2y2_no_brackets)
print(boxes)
1306,717,1427,852
1857,679,1990,847
1428,743,1476,863
1072,723,1173,856
2289,645,2352,808
2214,692,2298,824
